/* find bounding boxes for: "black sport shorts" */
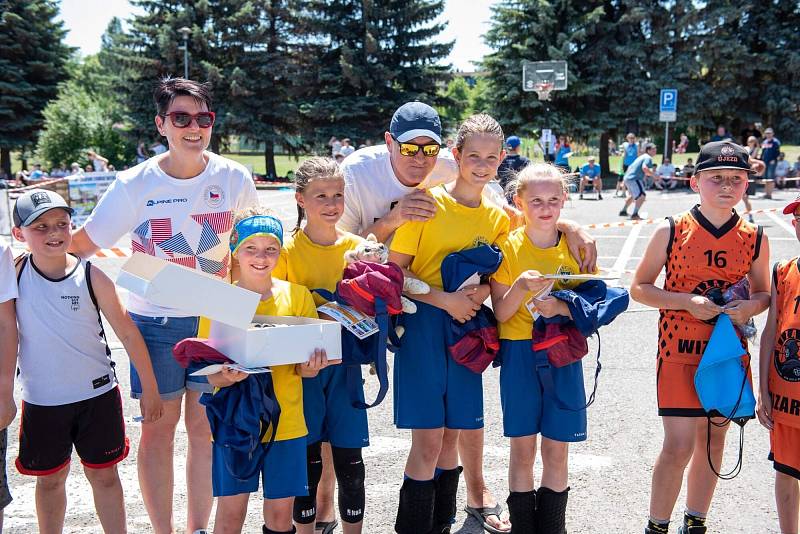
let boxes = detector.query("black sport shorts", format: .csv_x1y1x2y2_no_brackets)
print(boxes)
16,387,128,475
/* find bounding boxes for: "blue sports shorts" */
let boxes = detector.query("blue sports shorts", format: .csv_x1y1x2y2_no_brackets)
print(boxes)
624,177,646,200
303,365,370,448
499,339,587,442
212,436,308,499
393,300,484,430
129,313,211,400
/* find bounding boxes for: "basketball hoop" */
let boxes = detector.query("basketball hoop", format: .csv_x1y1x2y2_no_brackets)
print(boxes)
534,82,554,101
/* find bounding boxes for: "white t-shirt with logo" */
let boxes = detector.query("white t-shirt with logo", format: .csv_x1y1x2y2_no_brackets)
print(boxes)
339,145,505,237
83,152,258,317
0,244,17,304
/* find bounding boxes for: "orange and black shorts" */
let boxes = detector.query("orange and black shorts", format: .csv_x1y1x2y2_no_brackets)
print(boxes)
656,359,706,417
770,421,800,480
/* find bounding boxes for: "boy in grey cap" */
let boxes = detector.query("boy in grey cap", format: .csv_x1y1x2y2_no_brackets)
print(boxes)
12,189,162,533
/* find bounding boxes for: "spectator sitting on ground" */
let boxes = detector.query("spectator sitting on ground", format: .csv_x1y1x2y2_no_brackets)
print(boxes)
776,152,791,188
340,138,355,158
793,156,800,178
681,158,695,178
654,158,678,190
86,150,109,172
578,155,603,199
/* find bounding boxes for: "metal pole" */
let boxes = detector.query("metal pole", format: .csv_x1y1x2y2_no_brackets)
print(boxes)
183,35,189,79
663,121,669,163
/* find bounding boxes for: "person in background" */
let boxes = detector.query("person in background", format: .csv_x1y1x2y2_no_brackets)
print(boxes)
150,140,168,156
761,127,781,199
28,164,45,181
497,136,531,201
554,136,571,173
654,158,678,190
776,153,791,189
340,138,355,158
618,133,640,197
87,150,109,172
329,137,342,157
578,155,603,199
137,141,149,164
709,125,733,143
70,163,82,176
673,133,689,154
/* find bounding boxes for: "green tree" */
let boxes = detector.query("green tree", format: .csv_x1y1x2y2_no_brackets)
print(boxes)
437,77,471,133
300,0,453,146
0,0,72,175
35,81,133,169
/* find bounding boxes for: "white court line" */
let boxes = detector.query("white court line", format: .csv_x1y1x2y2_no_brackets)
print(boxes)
766,211,796,237
611,223,642,275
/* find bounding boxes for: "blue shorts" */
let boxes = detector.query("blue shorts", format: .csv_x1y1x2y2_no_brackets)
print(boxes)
499,340,587,442
765,161,778,180
393,300,484,430
303,365,369,448
212,437,308,499
624,177,646,199
129,313,211,400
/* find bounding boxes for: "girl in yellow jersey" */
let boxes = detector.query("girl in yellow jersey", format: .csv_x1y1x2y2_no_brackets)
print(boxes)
490,163,592,533
388,114,511,534
200,207,330,534
271,157,369,534
632,141,770,534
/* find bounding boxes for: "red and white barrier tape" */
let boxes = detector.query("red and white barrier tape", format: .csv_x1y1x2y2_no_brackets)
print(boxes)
582,207,783,230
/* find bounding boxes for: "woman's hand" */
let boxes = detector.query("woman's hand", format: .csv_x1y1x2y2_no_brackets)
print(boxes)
685,295,723,321
297,349,329,378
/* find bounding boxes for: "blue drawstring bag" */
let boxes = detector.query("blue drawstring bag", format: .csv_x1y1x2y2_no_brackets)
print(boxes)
694,313,755,479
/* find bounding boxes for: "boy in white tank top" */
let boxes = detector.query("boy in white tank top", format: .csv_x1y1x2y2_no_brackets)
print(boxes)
11,189,162,533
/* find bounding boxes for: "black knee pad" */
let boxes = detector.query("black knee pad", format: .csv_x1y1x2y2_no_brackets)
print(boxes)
535,486,569,534
432,466,462,531
395,478,435,534
293,441,323,524
332,446,365,523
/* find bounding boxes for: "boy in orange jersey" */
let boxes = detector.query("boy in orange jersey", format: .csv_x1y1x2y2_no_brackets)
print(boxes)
632,141,771,534
758,194,800,534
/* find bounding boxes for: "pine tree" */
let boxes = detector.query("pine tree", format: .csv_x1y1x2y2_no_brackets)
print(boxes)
300,0,452,146
0,0,72,175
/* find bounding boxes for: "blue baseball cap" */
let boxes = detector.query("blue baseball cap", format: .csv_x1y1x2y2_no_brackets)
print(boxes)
506,136,521,149
389,102,442,144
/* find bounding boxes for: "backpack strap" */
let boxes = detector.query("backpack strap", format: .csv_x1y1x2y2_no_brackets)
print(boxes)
14,252,28,283
84,261,113,359
349,297,389,409
536,330,602,412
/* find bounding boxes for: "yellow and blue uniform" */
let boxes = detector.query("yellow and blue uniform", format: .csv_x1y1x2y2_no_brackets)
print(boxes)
199,279,316,499
492,228,588,441
390,185,510,429
274,230,370,448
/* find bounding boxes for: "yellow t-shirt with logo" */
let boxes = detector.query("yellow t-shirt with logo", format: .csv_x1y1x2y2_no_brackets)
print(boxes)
390,186,510,290
197,279,316,441
492,227,586,341
273,230,364,306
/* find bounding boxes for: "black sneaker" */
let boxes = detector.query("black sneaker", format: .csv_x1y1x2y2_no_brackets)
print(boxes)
619,209,628,216
630,213,643,221
598,193,603,200
579,193,583,199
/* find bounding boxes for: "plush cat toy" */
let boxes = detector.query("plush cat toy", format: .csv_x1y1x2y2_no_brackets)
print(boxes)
344,234,430,316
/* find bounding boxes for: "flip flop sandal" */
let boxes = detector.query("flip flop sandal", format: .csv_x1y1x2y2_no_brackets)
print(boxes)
315,519,338,534
464,504,509,534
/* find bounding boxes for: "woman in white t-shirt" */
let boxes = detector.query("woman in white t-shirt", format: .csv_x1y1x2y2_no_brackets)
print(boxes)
70,77,257,534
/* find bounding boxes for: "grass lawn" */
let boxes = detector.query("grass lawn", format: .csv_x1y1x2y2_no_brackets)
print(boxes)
224,153,311,177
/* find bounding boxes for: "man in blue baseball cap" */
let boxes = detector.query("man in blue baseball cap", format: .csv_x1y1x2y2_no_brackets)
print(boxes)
497,136,531,202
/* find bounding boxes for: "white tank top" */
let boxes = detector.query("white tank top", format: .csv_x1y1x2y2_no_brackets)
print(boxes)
17,255,116,405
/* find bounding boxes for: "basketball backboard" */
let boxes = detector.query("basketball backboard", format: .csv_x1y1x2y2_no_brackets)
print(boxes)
522,60,568,93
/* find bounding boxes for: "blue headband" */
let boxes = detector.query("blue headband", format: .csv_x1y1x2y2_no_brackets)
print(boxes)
230,215,284,254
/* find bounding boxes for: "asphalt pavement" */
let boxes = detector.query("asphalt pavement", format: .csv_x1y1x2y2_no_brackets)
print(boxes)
3,185,796,533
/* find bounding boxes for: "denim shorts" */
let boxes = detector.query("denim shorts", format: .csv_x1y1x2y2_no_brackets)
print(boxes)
765,161,778,180
129,313,211,400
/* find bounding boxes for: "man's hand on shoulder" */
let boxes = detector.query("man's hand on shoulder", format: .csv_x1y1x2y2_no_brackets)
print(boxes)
387,189,437,227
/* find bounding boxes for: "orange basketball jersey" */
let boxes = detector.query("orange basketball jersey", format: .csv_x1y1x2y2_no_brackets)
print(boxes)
770,257,800,428
658,206,762,365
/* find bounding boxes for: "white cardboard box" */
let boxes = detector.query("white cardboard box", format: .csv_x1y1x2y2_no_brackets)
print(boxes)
118,253,342,367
